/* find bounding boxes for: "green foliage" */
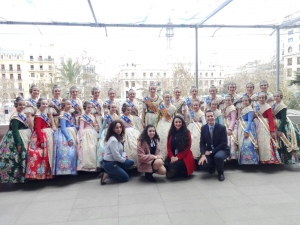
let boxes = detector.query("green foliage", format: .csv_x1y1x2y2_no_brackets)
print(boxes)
57,58,82,88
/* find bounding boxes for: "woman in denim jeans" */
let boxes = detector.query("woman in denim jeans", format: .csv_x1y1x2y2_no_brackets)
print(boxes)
98,120,134,184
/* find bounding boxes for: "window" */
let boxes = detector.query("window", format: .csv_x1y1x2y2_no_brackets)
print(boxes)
205,73,208,77
9,65,13,71
40,73,44,78
17,65,21,71
200,72,202,77
9,55,11,59
219,80,222,85
38,56,42,61
125,73,128,77
157,73,160,76
0,55,3,59
298,57,300,65
205,80,208,86
220,73,222,76
30,65,34,70
164,73,166,76
1,64,4,70
287,69,292,77
126,91,128,98
150,73,153,77
282,51,284,55
10,74,13,79
125,81,129,87
30,56,33,61
131,72,134,77
31,73,35,78
288,38,293,43
2,74,5,79
18,74,21,80
288,30,293,35
49,65,53,70
288,47,293,53
18,83,22,90
49,73,52,77
40,65,43,70
132,81,135,87
17,55,19,59
143,72,146,77
288,58,292,66
297,68,300,72
299,44,300,51
143,81,147,87
211,80,214,85
211,73,213,77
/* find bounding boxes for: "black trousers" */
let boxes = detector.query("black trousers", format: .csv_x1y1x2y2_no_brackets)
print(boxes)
199,150,229,174
164,157,187,178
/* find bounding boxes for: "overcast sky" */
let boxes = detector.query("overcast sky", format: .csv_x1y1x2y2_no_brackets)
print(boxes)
1,0,300,75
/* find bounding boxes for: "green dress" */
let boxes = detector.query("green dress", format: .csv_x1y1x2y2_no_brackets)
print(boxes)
273,103,300,164
0,114,31,183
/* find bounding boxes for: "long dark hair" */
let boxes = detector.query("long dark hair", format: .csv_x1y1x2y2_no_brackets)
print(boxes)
139,125,160,146
105,120,125,142
168,115,189,152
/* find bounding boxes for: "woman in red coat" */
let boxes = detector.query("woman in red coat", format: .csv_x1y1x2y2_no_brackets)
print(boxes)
165,115,196,179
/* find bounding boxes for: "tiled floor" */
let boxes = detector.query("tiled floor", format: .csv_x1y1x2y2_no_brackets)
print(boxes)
1,164,300,225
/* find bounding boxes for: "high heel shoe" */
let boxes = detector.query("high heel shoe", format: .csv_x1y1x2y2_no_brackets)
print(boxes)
98,172,107,185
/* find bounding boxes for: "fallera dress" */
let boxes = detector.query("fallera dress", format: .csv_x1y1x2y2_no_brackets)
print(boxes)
272,102,300,164
156,103,176,159
25,111,54,179
120,114,140,166
53,112,77,175
76,114,98,171
187,110,206,158
143,95,163,126
237,106,259,165
0,112,31,183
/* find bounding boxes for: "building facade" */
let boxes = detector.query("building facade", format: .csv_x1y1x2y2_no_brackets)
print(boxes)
0,48,27,101
281,13,300,81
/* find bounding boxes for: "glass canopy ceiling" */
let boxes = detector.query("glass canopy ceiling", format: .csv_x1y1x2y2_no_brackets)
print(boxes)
1,0,299,27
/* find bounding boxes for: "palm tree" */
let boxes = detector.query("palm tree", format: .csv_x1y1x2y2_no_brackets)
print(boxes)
57,58,82,88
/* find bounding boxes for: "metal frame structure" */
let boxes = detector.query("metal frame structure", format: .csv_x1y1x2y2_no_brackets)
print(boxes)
1,0,300,90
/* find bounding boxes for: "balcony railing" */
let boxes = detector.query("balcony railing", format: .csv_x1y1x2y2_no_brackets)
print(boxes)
0,69,22,73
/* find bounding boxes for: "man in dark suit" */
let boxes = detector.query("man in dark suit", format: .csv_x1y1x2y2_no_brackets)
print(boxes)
198,109,230,181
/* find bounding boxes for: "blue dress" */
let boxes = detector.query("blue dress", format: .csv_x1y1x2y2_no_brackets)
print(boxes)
53,115,77,175
238,110,259,165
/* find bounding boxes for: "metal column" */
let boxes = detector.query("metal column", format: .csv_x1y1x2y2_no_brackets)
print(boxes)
195,27,198,89
276,27,280,91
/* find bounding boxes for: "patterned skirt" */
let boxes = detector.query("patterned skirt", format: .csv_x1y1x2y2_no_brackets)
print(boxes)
156,118,172,160
187,122,202,159
0,129,31,183
237,121,259,165
124,127,140,166
77,128,97,171
53,127,77,175
25,128,54,179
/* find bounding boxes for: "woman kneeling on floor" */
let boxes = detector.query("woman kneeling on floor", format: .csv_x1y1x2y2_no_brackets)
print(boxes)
99,120,134,184
165,115,196,179
137,125,166,182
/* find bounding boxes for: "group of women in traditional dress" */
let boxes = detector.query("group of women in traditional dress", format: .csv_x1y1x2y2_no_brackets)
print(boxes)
0,79,300,183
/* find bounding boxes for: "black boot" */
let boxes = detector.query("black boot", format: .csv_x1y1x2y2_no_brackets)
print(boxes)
145,173,156,183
